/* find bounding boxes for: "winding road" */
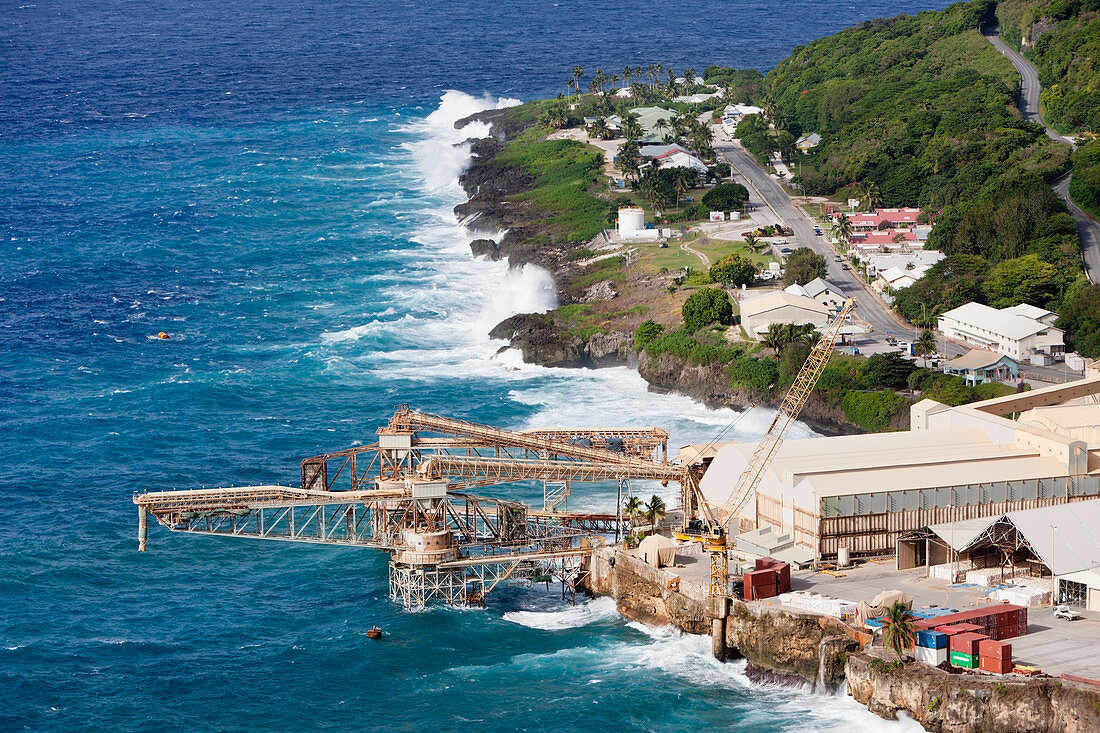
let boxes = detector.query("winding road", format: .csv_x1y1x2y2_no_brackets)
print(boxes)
983,27,1100,283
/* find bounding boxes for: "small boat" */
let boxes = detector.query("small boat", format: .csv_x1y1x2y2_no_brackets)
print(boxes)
366,626,383,640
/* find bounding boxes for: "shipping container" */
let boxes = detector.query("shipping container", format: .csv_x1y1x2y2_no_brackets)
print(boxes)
950,650,977,669
743,568,779,601
979,656,1012,674
950,632,988,656
916,629,947,649
914,645,948,666
979,639,1012,659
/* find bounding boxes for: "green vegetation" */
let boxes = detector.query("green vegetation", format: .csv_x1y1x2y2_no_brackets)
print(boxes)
709,253,756,286
634,320,665,351
495,139,607,243
842,390,907,432
643,328,744,365
682,288,734,330
782,248,827,286
728,356,781,392
882,601,919,660
1070,139,1100,220
702,182,750,211
997,0,1100,133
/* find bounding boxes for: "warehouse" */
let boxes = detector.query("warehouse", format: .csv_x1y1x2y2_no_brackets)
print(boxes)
898,500,1100,611
692,383,1100,560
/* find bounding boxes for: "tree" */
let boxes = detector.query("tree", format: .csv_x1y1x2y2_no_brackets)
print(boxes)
744,233,767,253
623,495,644,530
882,600,918,660
702,182,749,211
830,213,854,247
634,320,664,351
589,118,610,140
669,167,697,209
621,113,643,142
782,248,827,286
644,495,667,531
709,253,756,286
1056,280,1100,358
913,329,937,368
863,182,883,211
572,66,584,97
618,139,641,182
682,288,734,331
982,254,1061,309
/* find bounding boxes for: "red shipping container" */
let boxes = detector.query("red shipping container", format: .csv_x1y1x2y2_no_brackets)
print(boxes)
950,632,988,656
754,558,792,593
744,568,778,601
938,623,982,635
979,656,1013,674
979,639,1011,660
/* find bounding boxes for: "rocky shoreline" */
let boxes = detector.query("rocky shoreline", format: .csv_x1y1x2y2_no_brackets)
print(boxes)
455,109,863,436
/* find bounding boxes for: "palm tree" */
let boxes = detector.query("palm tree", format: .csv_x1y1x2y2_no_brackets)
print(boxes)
653,117,670,137
572,66,584,96
744,233,766,253
914,329,937,368
863,182,883,211
882,600,918,660
644,495,667,532
669,167,696,209
831,212,853,248
762,323,787,352
621,113,643,142
589,118,610,140
623,495,644,531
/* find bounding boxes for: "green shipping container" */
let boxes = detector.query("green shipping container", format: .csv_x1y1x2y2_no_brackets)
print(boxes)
950,651,976,669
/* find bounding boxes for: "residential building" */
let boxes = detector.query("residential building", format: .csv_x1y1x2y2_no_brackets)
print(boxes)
627,106,678,134
938,302,1065,361
864,251,944,278
876,264,931,291
784,277,845,310
942,350,1019,386
841,207,922,230
795,133,821,151
739,290,832,339
654,150,708,174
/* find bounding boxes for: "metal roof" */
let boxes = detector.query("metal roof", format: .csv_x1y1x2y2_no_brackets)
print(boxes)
930,499,1100,575
939,302,1054,341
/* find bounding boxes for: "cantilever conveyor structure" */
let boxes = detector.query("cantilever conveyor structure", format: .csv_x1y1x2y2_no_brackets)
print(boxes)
134,407,695,609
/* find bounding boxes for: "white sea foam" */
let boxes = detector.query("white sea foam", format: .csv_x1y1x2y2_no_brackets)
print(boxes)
503,595,620,630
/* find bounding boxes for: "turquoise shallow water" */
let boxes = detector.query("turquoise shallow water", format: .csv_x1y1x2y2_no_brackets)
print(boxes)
1,1,953,728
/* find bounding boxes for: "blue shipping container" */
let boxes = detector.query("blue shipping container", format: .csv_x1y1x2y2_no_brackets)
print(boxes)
917,629,947,649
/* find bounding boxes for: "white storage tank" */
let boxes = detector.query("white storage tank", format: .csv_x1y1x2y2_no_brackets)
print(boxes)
617,206,645,238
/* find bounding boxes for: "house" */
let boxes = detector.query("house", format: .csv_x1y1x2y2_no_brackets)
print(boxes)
639,143,691,159
785,277,845,310
842,207,922,230
1002,303,1058,326
864,251,945,278
627,106,678,134
938,302,1065,361
654,150,708,174
673,92,721,104
795,133,821,151
876,264,931,290
849,228,918,252
942,350,1019,386
724,103,763,118
740,291,832,339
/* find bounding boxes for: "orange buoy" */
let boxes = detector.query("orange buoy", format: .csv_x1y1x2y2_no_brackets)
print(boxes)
156,332,170,340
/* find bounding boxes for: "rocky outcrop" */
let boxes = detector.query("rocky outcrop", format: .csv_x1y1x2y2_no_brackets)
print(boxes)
489,313,633,368
469,238,502,260
846,653,1100,733
584,548,857,689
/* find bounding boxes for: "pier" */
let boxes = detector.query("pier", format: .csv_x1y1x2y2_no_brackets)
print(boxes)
134,406,693,610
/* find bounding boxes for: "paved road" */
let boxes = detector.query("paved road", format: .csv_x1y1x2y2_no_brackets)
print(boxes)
984,27,1100,283
714,137,918,342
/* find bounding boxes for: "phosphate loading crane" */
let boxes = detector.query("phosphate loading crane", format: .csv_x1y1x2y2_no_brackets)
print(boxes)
676,297,857,599
133,406,696,609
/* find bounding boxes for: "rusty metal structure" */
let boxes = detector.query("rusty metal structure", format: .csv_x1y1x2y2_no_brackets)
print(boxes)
134,407,691,610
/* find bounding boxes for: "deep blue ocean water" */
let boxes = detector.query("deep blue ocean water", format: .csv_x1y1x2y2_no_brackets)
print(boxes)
1,1,954,729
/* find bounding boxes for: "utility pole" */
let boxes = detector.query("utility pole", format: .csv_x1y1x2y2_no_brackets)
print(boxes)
1050,523,1058,604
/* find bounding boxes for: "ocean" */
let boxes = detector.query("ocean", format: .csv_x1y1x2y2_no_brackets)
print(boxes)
1,1,952,729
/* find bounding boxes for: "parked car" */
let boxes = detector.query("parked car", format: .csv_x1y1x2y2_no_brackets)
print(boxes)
1054,605,1081,621
780,247,793,254
833,254,842,262
841,263,850,270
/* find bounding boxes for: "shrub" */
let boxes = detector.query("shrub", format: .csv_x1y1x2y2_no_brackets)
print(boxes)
634,320,664,352
727,356,780,392
842,391,907,432
682,288,733,331
922,374,974,406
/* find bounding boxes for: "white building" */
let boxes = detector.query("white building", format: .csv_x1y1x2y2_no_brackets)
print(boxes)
863,251,944,278
784,277,845,310
877,265,931,290
740,290,832,339
938,302,1065,361
616,206,652,240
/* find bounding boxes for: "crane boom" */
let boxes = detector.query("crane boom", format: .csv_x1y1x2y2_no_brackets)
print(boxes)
720,297,857,522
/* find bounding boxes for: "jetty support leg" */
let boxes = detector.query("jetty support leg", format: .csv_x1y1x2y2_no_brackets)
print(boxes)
707,595,729,661
138,505,148,552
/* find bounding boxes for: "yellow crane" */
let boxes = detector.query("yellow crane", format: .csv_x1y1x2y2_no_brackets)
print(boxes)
676,297,858,598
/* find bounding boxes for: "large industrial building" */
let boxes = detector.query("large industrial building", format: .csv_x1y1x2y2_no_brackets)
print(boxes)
691,370,1100,561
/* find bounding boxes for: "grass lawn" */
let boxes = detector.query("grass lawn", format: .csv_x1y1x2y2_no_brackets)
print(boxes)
642,235,775,271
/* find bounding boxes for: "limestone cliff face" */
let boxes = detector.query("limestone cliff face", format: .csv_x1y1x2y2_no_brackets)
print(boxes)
584,549,856,688
846,654,1100,733
489,313,634,369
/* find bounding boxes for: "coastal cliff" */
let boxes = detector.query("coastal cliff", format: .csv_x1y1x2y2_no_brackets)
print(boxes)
846,654,1100,733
